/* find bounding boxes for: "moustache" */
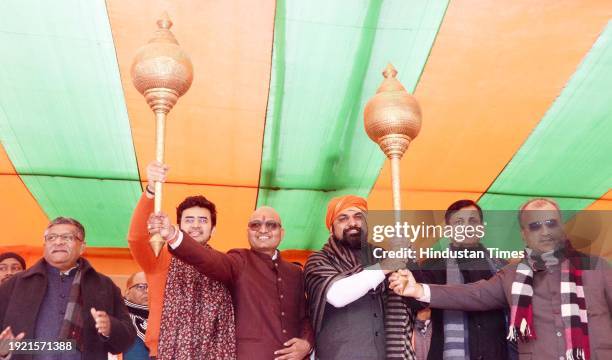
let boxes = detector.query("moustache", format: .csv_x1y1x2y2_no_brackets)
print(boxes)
343,225,363,237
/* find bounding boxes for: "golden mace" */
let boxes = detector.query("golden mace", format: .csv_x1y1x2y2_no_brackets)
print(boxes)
131,13,193,256
364,63,422,213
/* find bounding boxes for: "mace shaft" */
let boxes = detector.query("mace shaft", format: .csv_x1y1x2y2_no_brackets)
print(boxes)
154,111,166,213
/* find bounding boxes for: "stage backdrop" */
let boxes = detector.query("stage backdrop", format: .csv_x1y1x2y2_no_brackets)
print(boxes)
1,0,610,281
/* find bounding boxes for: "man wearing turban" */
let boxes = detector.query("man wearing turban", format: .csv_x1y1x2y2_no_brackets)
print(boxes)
304,195,416,359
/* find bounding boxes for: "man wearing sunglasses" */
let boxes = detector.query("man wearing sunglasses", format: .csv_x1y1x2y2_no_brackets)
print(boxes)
123,272,149,360
148,204,314,360
389,198,612,360
0,217,135,359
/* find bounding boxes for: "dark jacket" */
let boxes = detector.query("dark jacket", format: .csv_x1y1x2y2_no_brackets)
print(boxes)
415,255,510,360
0,258,136,360
170,233,314,360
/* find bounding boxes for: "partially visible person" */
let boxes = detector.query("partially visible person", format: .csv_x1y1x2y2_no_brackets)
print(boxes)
412,308,432,360
123,271,149,360
128,161,236,359
0,252,25,284
390,198,612,360
414,200,510,360
0,217,135,360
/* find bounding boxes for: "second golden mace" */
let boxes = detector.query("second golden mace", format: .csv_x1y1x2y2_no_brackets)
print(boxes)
364,63,422,212
364,63,422,254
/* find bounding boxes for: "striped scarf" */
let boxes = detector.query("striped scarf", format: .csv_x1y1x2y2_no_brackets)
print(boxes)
124,298,148,342
443,245,506,359
304,236,416,360
508,242,590,360
442,256,467,360
58,265,84,352
384,286,416,359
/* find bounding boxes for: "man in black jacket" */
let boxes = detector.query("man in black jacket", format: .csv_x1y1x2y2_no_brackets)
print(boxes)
0,217,135,360
415,200,511,360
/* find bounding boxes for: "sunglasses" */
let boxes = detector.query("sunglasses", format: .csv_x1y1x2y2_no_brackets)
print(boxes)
247,220,281,232
527,219,559,232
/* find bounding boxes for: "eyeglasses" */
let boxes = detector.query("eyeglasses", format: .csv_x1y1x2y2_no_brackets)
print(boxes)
44,233,82,243
527,219,559,232
247,220,281,232
129,283,148,292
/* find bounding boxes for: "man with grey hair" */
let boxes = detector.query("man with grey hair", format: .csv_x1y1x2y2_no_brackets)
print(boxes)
389,198,612,360
0,217,135,359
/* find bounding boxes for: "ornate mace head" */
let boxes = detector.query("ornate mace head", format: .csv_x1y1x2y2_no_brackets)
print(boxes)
131,12,193,114
364,63,422,159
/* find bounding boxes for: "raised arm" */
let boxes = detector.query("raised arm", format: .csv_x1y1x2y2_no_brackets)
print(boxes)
127,193,172,273
127,162,172,273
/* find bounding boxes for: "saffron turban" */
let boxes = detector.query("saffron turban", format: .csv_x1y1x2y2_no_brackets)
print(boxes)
325,195,368,230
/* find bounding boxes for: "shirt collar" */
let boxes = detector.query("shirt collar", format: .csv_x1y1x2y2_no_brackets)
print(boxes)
61,266,78,276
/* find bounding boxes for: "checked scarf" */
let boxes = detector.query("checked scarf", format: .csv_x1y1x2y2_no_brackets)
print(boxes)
508,241,590,360
304,236,416,360
58,264,84,352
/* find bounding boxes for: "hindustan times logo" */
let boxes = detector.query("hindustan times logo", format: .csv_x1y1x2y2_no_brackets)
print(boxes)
371,222,486,243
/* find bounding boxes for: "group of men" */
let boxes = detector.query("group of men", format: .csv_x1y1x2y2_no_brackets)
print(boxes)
0,160,609,360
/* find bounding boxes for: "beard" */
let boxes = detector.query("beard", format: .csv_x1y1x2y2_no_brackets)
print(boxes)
336,225,364,250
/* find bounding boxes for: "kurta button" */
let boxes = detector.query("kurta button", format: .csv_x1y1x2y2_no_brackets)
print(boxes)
373,313,378,318
281,312,285,316
375,331,379,336
556,331,562,337
277,277,282,282
282,329,287,334
280,294,284,299
275,263,278,267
